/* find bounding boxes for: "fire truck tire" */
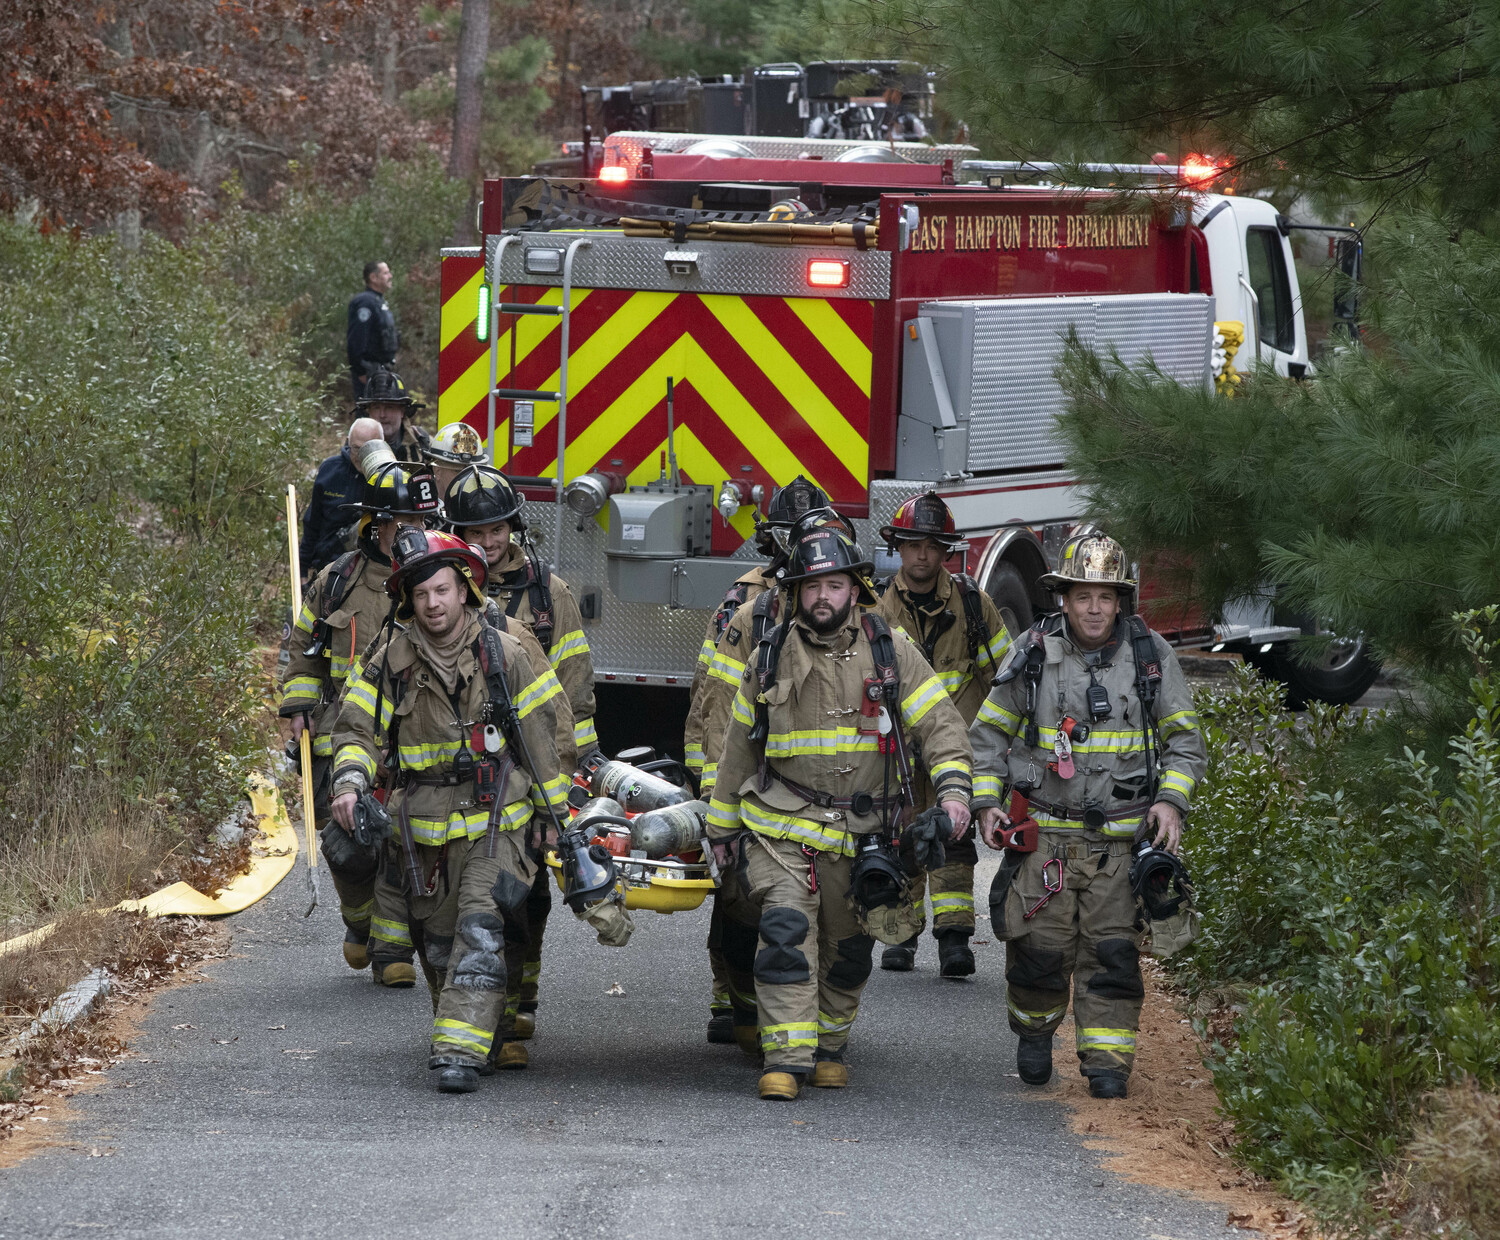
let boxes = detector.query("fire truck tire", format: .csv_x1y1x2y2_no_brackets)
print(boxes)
985,562,1034,638
1247,639,1381,709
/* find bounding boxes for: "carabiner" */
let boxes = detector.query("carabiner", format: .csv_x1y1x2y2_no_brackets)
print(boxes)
1023,857,1064,921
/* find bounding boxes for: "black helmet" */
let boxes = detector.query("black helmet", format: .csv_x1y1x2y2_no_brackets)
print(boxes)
444,464,526,532
879,490,965,550
788,505,857,545
356,366,416,408
754,474,830,554
781,527,877,606
1129,840,1195,922
346,459,441,522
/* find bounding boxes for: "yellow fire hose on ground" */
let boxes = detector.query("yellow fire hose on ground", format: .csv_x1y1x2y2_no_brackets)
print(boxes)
285,484,320,917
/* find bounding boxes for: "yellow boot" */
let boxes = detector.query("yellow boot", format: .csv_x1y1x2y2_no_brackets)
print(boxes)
512,1012,536,1040
759,1071,801,1101
373,961,416,988
495,1041,529,1070
342,929,369,970
809,1060,848,1088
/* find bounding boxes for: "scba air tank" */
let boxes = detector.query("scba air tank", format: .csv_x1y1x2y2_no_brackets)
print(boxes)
573,796,627,832
629,801,709,860
589,761,689,812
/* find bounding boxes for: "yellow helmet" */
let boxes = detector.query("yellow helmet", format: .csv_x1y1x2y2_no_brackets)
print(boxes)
1038,532,1135,592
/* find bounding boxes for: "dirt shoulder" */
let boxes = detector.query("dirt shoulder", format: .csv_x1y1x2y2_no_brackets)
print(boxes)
1057,962,1317,1238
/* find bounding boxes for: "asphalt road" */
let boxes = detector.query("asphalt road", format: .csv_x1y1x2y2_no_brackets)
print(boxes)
1,854,1241,1240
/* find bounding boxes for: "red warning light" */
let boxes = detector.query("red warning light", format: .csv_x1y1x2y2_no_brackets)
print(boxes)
1181,154,1220,188
807,258,850,289
598,165,629,185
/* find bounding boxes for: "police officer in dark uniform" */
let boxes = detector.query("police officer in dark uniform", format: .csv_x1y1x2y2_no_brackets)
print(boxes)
348,260,399,399
300,416,385,578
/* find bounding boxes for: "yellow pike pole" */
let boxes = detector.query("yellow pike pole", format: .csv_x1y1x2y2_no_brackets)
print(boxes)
285,483,320,916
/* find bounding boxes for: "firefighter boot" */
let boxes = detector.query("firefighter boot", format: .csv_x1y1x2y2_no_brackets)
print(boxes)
1088,1070,1128,1099
810,1051,848,1089
1017,1033,1054,1085
342,926,369,970
881,935,918,972
374,961,417,988
937,928,976,979
494,1041,529,1070
437,1065,480,1094
759,1070,804,1101
707,1009,734,1043
512,1012,536,1040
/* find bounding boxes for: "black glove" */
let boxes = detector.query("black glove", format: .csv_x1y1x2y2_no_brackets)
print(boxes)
351,791,394,847
906,807,951,872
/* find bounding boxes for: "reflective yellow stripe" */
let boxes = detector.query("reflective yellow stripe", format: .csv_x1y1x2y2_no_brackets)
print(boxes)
311,734,333,757
1033,808,1143,837
973,773,1003,801
938,669,971,695
817,1008,856,1034
536,773,571,813
515,670,563,718
295,600,317,633
900,674,948,726
573,716,598,749
343,673,395,730
1160,769,1196,798
335,744,377,780
370,916,412,947
707,650,747,687
740,801,853,856
930,892,974,914
697,636,717,667
549,628,590,666
982,629,1014,668
1158,709,1200,736
1077,1027,1137,1051
731,688,755,727
760,1021,817,1050
1007,997,1065,1028
405,804,528,846
399,739,466,770
764,727,880,757
928,758,968,782
706,796,741,832
684,743,706,772
977,698,1021,733
280,675,322,707
432,1018,494,1056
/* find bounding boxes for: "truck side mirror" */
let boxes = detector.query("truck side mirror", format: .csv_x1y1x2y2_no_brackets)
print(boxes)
1331,236,1362,324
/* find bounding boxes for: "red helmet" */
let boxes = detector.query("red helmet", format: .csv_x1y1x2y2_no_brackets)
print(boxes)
879,491,964,551
386,526,488,618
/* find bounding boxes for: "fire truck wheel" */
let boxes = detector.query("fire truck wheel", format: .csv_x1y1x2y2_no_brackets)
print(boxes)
985,562,1034,638
1247,637,1381,709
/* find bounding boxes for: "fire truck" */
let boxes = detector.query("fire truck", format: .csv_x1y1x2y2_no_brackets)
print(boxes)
436,136,1376,749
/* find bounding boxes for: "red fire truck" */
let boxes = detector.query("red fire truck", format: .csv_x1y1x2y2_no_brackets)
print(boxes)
436,137,1376,746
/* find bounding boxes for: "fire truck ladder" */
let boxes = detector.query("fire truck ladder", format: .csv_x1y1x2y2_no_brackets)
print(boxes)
485,234,593,560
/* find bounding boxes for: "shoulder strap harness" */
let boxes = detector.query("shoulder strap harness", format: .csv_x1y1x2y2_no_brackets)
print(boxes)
504,554,555,653
710,580,752,642
950,573,994,666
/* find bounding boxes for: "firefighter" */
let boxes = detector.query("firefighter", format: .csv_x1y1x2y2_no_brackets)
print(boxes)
356,367,430,465
707,526,973,1100
281,455,441,985
330,527,571,1094
299,417,384,578
424,421,486,500
970,533,1207,1099
874,491,1013,978
684,474,828,1044
348,260,399,399
694,505,861,1051
444,463,598,1045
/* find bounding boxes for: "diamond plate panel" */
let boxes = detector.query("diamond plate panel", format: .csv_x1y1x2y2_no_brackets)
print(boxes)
489,233,889,300
918,295,1213,473
607,131,974,165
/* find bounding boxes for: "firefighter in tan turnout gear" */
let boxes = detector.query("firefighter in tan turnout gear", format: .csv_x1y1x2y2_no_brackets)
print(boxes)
684,474,828,1044
279,437,440,986
970,534,1207,1099
330,527,571,1094
444,464,597,1046
873,491,1012,978
707,527,973,1101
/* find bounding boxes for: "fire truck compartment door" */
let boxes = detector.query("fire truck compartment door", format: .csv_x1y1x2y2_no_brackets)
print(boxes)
912,294,1214,473
898,315,967,481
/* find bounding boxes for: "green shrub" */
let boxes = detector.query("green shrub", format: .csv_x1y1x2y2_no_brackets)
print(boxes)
1184,616,1500,1197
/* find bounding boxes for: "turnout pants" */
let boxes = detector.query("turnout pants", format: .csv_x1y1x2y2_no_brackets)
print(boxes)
908,832,979,935
518,866,551,1015
743,835,874,1071
993,833,1142,1078
308,755,381,948
368,829,537,1068
708,860,762,1040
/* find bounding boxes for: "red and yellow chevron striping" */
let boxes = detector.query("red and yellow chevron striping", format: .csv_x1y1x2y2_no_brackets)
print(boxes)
438,254,874,544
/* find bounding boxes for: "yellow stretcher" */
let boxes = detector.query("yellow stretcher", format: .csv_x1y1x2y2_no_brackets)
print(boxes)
544,851,715,913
